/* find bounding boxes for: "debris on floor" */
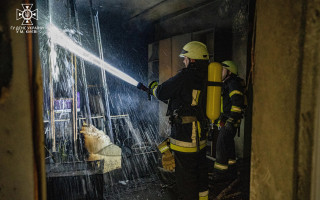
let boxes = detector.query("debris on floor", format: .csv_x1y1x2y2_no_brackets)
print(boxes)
104,175,176,200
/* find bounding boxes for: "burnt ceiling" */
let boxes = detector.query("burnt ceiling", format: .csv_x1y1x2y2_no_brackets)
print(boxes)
95,0,213,22
76,0,237,30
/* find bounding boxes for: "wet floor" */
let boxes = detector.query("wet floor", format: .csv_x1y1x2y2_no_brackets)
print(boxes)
104,176,248,200
104,176,176,200
103,159,250,200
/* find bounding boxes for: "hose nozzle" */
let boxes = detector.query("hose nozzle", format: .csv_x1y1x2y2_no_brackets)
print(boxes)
137,82,152,100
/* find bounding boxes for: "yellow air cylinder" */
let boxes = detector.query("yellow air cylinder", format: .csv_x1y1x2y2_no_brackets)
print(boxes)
206,62,222,121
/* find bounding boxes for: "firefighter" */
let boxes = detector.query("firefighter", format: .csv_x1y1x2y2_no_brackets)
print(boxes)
149,41,210,200
213,60,244,180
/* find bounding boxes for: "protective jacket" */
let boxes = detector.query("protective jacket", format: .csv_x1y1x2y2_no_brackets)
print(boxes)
214,73,244,171
154,64,208,153
220,74,244,126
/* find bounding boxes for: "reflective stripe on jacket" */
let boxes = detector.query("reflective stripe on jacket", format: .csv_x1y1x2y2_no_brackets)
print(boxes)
155,66,208,152
221,74,244,124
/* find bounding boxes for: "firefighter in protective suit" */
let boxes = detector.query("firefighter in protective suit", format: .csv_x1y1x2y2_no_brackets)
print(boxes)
214,61,244,179
149,41,210,200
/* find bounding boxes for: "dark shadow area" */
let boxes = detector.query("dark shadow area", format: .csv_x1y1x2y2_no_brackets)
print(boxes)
0,5,12,101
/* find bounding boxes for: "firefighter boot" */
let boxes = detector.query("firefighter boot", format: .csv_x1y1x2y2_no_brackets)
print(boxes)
210,168,237,183
228,163,238,180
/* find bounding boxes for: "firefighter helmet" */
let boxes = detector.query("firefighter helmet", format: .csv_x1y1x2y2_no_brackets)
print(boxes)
222,60,238,75
179,41,209,60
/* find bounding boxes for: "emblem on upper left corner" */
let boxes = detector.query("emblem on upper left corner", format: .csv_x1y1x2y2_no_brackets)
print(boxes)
16,4,38,25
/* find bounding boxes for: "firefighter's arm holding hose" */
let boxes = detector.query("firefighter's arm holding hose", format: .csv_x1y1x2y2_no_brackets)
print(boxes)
151,79,176,171
148,74,184,172
148,76,181,172
148,71,184,101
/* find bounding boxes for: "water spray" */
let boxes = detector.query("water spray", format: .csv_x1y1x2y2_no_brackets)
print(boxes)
47,24,151,98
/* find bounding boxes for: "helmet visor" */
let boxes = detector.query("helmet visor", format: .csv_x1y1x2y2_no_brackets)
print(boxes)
222,63,229,68
179,49,188,57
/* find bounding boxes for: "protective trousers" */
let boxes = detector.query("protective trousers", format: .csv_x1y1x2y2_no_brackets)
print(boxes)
174,148,208,200
215,125,237,170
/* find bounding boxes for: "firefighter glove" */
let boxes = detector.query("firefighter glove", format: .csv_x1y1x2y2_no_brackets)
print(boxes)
158,139,175,171
148,81,158,96
162,151,175,171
